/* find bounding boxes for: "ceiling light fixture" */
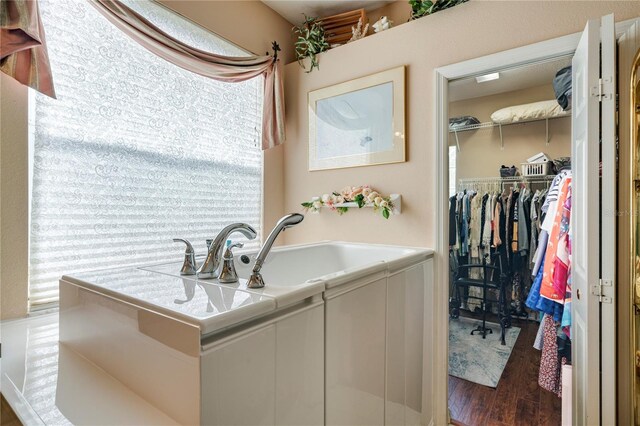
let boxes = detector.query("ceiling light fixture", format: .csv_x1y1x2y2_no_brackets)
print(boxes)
475,72,500,83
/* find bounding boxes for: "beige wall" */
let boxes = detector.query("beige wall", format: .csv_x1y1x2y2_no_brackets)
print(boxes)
0,1,293,320
282,0,639,248
450,85,571,183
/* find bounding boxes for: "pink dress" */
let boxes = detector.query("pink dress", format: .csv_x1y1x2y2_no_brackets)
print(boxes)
540,177,572,301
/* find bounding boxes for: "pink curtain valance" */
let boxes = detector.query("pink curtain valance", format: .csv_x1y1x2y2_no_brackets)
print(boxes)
88,0,285,150
0,0,56,98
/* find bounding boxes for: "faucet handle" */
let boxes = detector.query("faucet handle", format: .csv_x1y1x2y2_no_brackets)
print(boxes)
173,238,197,275
173,238,194,253
224,242,244,258
219,242,244,284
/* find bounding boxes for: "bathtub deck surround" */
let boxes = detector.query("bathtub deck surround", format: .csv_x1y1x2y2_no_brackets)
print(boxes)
58,241,434,425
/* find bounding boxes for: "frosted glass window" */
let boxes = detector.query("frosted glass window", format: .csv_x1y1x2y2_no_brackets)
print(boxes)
29,0,263,308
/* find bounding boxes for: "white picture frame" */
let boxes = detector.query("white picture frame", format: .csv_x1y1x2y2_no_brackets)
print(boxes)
308,66,406,171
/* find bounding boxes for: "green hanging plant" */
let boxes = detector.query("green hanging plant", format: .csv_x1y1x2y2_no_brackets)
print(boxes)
408,0,469,20
292,15,330,73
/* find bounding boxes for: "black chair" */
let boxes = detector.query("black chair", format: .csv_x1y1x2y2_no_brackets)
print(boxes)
449,254,509,345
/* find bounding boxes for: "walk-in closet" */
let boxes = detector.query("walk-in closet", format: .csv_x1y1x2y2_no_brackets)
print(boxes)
447,56,573,425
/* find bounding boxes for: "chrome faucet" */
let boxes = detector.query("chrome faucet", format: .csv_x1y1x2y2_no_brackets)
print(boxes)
247,213,304,288
198,223,257,279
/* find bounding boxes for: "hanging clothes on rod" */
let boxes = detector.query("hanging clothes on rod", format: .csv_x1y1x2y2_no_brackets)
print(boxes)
450,175,555,317
524,170,573,398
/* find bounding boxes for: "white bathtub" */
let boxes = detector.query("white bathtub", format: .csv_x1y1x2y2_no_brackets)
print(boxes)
59,241,434,425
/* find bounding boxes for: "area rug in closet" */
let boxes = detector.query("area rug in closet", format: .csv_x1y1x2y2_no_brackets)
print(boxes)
448,317,521,388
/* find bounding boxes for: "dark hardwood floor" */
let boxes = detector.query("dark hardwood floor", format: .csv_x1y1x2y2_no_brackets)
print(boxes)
1,394,22,426
449,312,562,426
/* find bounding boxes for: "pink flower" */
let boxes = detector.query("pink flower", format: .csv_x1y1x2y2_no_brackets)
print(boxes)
340,186,352,198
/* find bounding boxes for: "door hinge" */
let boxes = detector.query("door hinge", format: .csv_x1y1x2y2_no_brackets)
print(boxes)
591,77,613,101
592,279,613,304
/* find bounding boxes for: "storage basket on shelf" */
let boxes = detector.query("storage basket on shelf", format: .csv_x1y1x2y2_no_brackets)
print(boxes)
320,9,367,45
521,162,550,176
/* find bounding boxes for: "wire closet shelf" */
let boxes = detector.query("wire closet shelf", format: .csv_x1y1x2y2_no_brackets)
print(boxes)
457,175,556,192
449,114,570,151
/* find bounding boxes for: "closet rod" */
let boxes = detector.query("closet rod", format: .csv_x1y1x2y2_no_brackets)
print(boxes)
457,175,555,191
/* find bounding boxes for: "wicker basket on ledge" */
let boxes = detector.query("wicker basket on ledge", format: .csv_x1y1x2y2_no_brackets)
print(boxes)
320,9,368,45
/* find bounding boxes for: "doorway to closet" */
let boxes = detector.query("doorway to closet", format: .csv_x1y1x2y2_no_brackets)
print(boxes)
433,14,639,426
446,56,572,426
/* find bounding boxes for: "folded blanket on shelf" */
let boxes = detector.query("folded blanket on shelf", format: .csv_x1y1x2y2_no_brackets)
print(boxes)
491,100,569,124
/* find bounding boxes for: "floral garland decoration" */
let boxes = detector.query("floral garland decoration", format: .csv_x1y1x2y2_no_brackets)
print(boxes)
301,185,395,219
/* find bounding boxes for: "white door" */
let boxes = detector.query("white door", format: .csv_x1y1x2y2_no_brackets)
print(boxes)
571,14,616,426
